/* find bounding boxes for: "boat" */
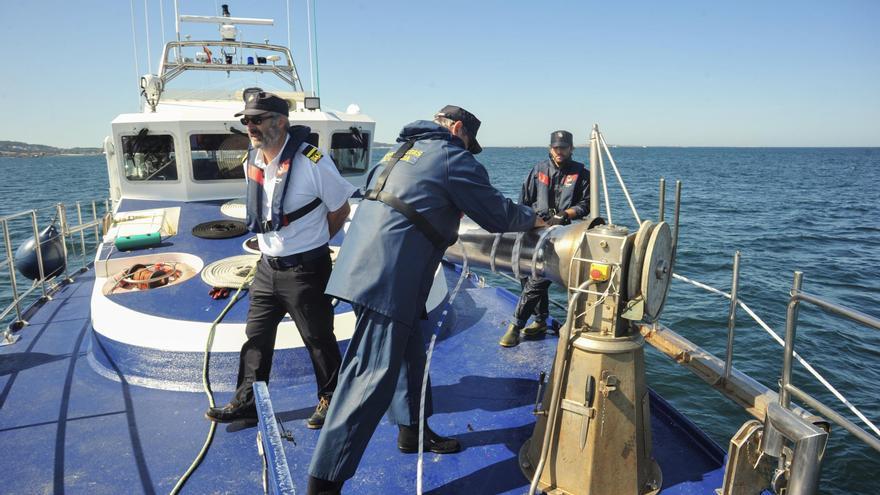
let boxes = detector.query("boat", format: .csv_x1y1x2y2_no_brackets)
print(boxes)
1,4,878,495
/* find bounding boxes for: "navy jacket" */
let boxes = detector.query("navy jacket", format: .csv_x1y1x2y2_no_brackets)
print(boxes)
326,121,536,324
520,158,590,219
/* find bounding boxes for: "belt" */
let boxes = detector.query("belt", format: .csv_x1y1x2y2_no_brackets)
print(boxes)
263,244,329,270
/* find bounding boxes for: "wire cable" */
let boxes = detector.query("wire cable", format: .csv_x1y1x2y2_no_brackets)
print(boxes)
596,141,613,225
599,134,641,225
169,261,258,495
417,244,470,495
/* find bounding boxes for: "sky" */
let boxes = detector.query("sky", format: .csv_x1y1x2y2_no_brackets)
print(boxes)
0,0,877,148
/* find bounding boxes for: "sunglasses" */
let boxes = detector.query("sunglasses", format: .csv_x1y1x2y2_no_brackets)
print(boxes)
240,114,274,126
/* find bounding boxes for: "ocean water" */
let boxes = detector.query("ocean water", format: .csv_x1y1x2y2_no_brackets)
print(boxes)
1,147,878,493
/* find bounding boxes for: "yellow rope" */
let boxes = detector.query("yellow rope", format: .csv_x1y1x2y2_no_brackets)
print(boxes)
170,261,258,495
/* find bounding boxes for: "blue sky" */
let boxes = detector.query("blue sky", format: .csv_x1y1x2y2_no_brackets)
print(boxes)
0,0,877,148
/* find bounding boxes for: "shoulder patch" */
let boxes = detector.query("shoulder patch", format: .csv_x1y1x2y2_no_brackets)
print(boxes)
303,145,323,164
380,148,423,165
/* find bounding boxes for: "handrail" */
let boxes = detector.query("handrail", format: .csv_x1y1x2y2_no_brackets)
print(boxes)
781,272,880,453
670,268,880,443
0,198,110,340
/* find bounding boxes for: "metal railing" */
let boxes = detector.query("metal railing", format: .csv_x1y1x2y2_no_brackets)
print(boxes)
0,198,111,343
780,272,880,453
671,262,880,451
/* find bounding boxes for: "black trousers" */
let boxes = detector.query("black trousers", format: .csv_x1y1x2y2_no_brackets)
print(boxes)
513,276,552,327
233,253,341,406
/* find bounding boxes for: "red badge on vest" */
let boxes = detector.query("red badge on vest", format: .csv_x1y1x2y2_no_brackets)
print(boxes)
277,159,291,176
247,165,264,185
537,171,550,185
564,173,578,186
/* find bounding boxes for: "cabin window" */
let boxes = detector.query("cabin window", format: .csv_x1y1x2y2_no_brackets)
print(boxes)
190,133,249,181
330,129,370,175
121,134,178,181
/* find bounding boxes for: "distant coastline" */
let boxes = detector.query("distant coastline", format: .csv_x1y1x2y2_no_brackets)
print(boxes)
0,140,102,158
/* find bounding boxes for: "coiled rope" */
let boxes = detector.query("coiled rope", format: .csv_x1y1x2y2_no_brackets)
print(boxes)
169,260,258,495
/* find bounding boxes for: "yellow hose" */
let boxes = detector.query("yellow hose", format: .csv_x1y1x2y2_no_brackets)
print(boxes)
169,261,258,495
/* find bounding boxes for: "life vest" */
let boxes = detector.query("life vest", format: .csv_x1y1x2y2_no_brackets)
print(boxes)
245,126,323,234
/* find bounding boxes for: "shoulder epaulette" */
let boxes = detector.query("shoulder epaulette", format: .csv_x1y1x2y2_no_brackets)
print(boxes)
302,144,323,164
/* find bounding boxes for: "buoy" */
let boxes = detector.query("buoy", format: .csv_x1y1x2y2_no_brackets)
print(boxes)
114,232,161,251
14,224,66,280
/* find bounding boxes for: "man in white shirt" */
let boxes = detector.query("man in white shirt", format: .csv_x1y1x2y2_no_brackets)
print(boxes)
205,91,355,429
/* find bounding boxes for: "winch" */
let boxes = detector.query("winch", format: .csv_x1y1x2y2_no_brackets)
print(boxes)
446,211,677,494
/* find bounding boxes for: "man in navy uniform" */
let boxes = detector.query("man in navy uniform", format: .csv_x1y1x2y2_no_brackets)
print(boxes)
499,130,590,347
205,91,354,429
306,105,545,494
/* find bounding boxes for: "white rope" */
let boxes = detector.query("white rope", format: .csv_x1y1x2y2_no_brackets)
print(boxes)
417,244,470,495
201,254,261,288
596,140,613,225
143,0,152,74
599,133,641,225
672,272,880,438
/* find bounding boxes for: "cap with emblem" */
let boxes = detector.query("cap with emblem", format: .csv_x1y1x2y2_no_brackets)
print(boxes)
550,130,573,148
234,90,290,117
434,105,482,155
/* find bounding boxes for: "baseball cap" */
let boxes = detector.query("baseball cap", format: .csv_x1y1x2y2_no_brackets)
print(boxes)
550,130,573,147
234,89,290,117
435,105,482,154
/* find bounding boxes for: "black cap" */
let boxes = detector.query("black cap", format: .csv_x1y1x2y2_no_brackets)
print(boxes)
435,105,482,154
550,130,573,147
234,90,289,117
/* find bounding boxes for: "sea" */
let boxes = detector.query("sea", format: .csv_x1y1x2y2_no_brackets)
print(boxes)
1,146,878,494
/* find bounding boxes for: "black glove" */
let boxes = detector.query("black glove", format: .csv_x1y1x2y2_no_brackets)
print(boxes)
547,214,571,226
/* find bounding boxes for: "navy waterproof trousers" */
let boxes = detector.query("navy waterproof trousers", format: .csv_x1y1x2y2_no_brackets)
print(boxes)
513,276,552,327
308,305,433,481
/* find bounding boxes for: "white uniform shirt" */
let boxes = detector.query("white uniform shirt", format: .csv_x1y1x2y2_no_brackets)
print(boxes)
250,134,356,257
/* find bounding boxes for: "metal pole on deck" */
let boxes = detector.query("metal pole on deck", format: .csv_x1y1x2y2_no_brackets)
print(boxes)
589,125,600,219
780,271,804,409
76,202,87,269
2,219,23,325
55,204,71,282
658,178,666,221
723,251,741,381
30,212,47,300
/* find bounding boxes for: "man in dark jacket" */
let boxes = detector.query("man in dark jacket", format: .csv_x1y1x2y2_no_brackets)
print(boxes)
499,130,590,347
306,106,544,494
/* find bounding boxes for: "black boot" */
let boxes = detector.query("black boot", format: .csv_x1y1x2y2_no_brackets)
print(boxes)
204,401,257,423
397,423,461,454
307,475,343,495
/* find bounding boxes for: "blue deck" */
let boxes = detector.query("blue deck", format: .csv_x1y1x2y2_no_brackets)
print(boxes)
0,262,726,494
